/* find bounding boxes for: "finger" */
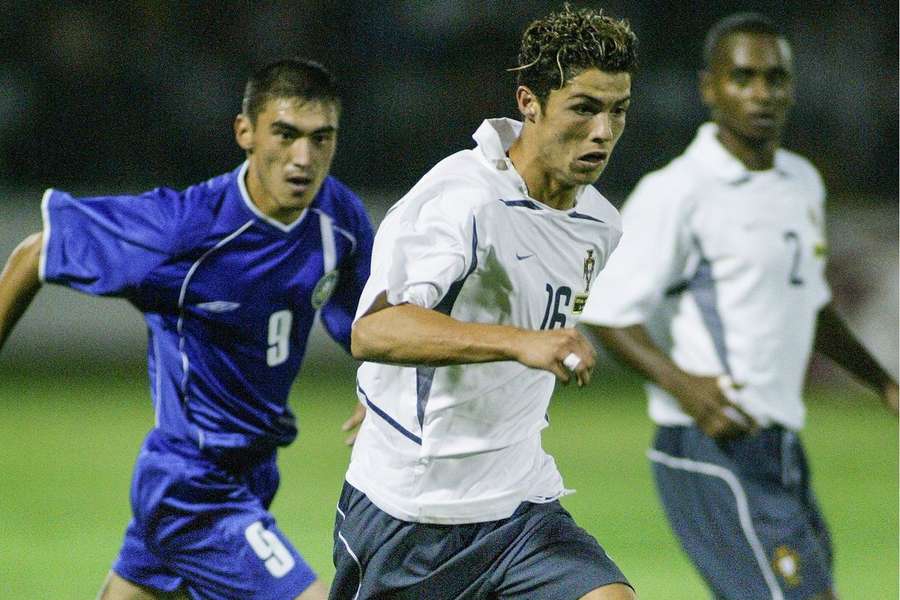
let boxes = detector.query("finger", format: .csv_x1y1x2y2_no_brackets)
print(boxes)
341,404,366,431
576,364,591,387
713,409,753,439
725,403,758,432
341,416,360,432
562,352,581,371
721,405,752,429
550,363,571,385
344,431,358,446
561,352,590,387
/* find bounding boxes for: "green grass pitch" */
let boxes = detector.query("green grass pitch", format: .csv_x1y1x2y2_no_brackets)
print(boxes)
1,367,896,598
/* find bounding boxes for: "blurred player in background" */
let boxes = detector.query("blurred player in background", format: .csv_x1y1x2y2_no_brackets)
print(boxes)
579,13,898,600
0,58,373,600
329,6,637,600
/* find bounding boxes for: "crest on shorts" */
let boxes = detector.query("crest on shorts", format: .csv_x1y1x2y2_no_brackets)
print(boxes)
572,249,595,314
772,545,802,587
311,269,339,309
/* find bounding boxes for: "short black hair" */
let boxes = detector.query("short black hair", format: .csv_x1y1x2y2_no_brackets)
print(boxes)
703,13,784,69
242,58,340,124
513,4,637,105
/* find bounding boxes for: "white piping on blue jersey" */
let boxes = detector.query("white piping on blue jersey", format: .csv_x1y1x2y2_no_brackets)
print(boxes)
335,504,363,600
236,161,309,232
153,334,162,428
647,449,785,600
38,188,54,282
311,207,358,254
176,220,255,446
316,210,337,272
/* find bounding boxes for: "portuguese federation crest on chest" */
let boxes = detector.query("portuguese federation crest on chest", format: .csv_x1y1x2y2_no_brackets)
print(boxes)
572,249,595,315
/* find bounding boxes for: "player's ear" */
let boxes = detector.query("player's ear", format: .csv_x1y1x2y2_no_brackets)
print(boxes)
515,86,541,123
234,113,254,152
699,70,715,109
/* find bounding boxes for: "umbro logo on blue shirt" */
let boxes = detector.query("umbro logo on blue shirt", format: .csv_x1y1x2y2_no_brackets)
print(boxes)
196,301,241,313
516,252,534,261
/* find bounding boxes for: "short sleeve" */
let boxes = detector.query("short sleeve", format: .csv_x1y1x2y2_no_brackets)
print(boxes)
804,163,831,309
40,186,188,298
353,183,478,323
385,186,477,308
579,171,694,327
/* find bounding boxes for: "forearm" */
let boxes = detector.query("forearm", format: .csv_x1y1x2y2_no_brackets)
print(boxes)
815,304,896,392
0,232,43,351
592,324,691,395
351,301,523,365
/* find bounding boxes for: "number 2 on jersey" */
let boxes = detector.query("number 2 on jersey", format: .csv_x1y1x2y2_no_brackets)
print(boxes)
783,230,805,286
267,310,293,366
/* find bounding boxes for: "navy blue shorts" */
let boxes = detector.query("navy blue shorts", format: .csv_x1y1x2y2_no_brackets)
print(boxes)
649,425,833,600
329,481,631,600
112,429,317,600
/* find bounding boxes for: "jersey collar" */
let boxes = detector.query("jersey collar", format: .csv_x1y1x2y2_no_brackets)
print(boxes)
471,118,592,212
687,122,791,184
236,161,309,233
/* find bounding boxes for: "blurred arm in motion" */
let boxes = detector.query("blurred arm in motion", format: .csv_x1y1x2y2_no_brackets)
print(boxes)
591,323,755,439
0,232,42,352
814,304,898,415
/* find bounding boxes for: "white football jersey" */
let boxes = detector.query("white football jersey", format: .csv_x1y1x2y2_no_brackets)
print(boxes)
580,123,830,431
346,118,622,524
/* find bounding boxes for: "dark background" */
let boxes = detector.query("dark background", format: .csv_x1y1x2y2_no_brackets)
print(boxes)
2,0,897,205
0,1,896,375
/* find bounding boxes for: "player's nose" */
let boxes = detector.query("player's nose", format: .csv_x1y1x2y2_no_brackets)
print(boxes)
291,138,312,167
590,113,613,142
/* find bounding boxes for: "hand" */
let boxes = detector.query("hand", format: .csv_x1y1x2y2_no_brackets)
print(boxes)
882,381,899,417
512,328,596,387
341,402,366,446
673,373,757,439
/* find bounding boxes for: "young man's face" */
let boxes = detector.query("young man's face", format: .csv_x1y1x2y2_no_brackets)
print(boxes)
530,68,631,187
702,32,794,145
235,97,339,224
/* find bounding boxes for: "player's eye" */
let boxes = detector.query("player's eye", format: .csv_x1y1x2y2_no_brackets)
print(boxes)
731,70,753,86
767,71,789,87
573,104,597,116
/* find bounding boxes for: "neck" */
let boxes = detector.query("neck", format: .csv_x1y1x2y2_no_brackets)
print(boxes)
245,161,303,225
507,135,578,211
715,126,779,171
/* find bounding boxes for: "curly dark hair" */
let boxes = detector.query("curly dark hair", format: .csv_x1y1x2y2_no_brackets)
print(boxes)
512,4,637,104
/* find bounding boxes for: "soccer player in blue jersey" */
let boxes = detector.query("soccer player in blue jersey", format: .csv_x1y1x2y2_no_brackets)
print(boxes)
0,59,373,600
579,13,897,600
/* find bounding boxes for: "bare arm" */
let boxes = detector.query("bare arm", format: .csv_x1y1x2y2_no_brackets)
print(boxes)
0,232,43,352
814,304,898,414
352,292,596,386
591,323,755,438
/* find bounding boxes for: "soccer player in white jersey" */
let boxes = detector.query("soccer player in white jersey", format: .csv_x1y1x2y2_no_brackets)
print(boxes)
579,13,898,600
328,6,637,600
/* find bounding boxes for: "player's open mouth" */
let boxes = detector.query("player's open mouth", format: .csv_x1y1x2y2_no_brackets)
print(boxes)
748,112,777,127
286,176,313,192
575,151,607,168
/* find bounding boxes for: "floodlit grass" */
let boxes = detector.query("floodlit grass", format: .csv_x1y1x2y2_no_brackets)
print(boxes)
1,367,895,599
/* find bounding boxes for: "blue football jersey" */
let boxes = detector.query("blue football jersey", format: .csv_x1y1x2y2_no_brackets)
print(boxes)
40,162,373,449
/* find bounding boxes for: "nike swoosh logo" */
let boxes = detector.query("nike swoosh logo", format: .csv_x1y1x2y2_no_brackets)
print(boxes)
516,253,534,261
